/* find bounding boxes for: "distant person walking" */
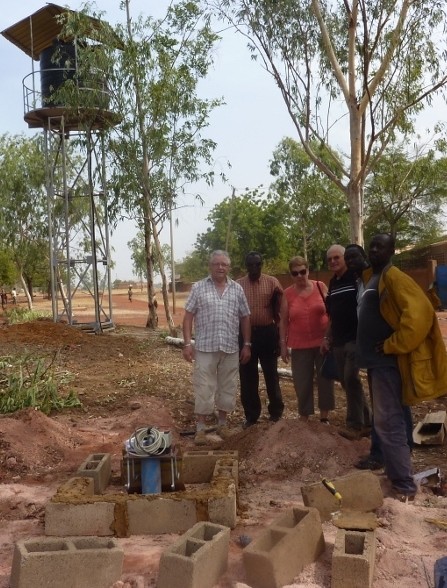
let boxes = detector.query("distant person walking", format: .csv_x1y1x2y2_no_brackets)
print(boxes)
182,250,251,445
237,251,284,427
128,285,133,302
11,288,17,305
0,289,6,309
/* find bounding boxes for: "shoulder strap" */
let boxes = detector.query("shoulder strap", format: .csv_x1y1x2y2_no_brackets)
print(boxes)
316,280,325,303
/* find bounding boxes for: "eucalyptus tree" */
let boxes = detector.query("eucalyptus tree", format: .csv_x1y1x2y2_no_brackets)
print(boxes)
60,1,223,332
269,138,349,265
212,0,447,244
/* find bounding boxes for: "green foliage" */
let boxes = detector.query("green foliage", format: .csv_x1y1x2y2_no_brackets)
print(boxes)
364,146,447,247
128,231,171,277
0,352,80,415
269,138,349,267
4,307,52,324
0,250,17,286
0,134,50,293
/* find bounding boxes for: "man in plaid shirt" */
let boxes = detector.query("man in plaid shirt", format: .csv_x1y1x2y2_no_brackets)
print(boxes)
237,251,284,427
182,250,251,445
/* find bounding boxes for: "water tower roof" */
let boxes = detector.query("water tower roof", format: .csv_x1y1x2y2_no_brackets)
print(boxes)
1,3,108,60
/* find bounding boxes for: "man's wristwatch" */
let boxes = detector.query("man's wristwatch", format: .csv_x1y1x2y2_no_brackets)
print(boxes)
244,342,252,347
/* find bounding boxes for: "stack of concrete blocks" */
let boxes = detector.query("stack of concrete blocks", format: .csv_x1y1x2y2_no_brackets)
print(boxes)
77,453,111,493
301,471,383,521
9,536,123,588
45,450,239,537
242,506,325,588
157,521,230,588
332,529,376,588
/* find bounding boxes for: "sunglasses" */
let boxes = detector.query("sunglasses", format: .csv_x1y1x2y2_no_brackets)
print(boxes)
291,269,307,277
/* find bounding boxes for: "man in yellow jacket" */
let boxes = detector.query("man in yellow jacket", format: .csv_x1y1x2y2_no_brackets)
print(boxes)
357,233,447,501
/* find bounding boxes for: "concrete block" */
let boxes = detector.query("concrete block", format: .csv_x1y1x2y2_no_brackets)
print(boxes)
45,501,115,536
182,450,238,484
243,506,325,588
301,471,383,521
55,476,95,498
127,497,197,534
212,457,239,488
77,453,111,494
332,529,376,588
157,521,230,588
10,536,123,588
208,479,237,528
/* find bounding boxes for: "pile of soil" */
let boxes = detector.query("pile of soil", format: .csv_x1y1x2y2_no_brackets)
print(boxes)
1,319,447,587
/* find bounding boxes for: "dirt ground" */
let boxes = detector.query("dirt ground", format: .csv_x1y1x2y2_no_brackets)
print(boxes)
1,291,447,587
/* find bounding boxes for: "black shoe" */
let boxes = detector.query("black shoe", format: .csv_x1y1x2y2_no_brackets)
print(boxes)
269,415,282,423
354,457,383,471
242,420,257,429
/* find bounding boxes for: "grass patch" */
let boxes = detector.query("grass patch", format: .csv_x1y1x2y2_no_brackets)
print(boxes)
0,351,81,414
4,306,52,324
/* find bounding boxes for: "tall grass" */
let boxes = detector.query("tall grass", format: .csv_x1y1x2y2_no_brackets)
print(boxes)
4,306,51,324
0,351,81,414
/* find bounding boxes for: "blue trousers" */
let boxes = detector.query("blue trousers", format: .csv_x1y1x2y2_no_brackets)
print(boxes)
369,366,417,494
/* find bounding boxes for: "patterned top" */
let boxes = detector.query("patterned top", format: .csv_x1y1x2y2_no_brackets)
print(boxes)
237,274,283,326
185,276,250,353
284,281,329,349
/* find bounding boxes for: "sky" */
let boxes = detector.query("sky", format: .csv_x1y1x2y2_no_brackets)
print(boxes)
0,1,297,280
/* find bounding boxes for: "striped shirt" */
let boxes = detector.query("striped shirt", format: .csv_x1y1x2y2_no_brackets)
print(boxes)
237,274,283,326
185,276,250,352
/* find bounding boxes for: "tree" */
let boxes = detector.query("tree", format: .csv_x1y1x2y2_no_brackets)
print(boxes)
269,138,349,266
128,231,171,279
0,134,49,306
193,188,293,274
214,0,447,245
363,146,447,246
60,2,223,334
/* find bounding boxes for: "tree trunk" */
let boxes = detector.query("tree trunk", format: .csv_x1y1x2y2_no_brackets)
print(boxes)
19,273,33,310
143,217,158,329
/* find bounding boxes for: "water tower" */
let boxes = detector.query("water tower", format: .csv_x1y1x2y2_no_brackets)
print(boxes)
2,4,120,332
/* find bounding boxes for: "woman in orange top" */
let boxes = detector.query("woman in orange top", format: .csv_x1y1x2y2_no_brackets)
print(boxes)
280,256,335,422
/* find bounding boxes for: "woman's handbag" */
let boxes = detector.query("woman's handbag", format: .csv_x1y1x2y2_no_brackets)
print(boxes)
316,281,340,381
320,350,340,381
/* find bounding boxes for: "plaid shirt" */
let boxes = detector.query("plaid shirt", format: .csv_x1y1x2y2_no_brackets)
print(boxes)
237,274,283,326
185,276,250,352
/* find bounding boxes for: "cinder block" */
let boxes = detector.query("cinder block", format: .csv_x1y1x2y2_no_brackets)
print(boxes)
157,522,230,588
55,476,94,497
332,529,376,588
77,453,111,494
208,479,237,528
243,506,325,588
10,536,123,588
301,472,383,521
182,450,238,484
212,457,239,488
45,501,115,536
127,497,197,534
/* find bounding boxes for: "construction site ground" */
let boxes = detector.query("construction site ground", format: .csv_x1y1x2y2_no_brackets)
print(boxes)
1,290,447,587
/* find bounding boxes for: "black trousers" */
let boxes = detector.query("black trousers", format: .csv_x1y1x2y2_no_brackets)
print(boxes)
239,324,284,423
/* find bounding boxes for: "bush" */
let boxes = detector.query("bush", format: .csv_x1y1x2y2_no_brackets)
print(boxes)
4,307,51,324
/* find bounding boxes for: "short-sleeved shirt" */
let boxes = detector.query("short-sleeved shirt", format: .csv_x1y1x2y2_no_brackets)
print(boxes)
236,274,282,326
284,281,329,349
326,269,358,346
185,276,250,353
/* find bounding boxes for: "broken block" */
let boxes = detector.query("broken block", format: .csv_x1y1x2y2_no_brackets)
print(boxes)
77,453,111,494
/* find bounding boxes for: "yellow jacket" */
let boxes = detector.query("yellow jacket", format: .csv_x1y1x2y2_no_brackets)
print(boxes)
363,265,447,405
